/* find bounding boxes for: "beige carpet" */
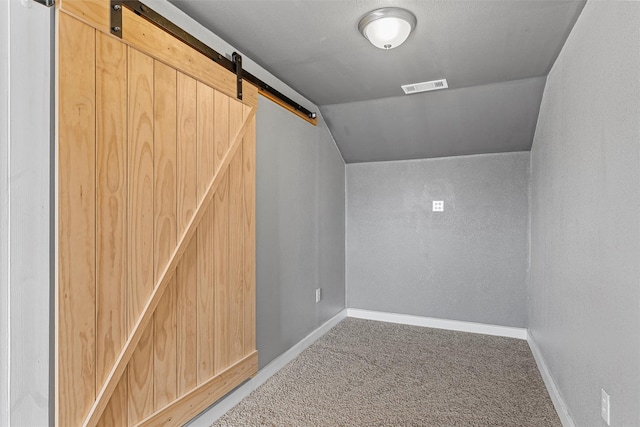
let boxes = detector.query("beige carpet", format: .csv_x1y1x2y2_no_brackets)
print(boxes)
212,318,561,426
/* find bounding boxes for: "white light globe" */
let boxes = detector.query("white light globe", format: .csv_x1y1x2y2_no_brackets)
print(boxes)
364,17,412,49
358,8,417,50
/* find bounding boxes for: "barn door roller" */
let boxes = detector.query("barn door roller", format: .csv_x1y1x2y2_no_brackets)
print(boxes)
110,0,317,122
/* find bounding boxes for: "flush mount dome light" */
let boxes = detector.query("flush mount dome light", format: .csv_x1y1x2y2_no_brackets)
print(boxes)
358,7,417,50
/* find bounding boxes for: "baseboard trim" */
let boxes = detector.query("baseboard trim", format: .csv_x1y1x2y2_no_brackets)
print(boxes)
346,308,528,340
527,331,575,427
186,309,348,426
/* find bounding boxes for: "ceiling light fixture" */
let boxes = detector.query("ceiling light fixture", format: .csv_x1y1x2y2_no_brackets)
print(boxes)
358,7,417,50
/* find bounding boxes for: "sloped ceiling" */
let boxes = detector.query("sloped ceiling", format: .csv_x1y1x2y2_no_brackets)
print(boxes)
169,0,585,163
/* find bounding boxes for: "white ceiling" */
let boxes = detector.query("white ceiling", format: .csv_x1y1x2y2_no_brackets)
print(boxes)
169,0,585,162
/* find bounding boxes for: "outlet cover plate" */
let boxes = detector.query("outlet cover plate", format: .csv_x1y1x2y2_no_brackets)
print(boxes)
315,288,321,303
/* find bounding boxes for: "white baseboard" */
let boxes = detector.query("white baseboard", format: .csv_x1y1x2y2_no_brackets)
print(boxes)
527,331,575,427
187,309,348,426
346,308,528,340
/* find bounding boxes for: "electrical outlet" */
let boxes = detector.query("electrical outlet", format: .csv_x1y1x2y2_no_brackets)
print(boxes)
315,288,322,303
432,200,444,212
601,388,610,425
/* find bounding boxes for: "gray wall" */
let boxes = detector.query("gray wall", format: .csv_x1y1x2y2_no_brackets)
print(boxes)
0,0,52,426
256,99,345,368
347,152,529,327
0,2,9,423
528,2,640,426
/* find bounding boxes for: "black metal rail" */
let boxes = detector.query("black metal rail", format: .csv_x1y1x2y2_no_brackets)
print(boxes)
113,0,316,120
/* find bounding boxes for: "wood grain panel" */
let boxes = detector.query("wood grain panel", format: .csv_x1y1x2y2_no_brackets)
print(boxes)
176,236,198,396
229,98,244,143
57,13,96,427
153,61,178,409
177,72,198,234
82,109,255,427
214,172,230,372
197,83,215,200
176,72,198,397
128,325,154,424
58,0,109,34
127,47,155,424
154,278,177,409
153,61,177,284
228,147,244,364
95,29,127,388
95,30,128,427
127,47,155,325
197,202,215,383
98,373,127,427
243,114,257,355
196,81,216,384
134,352,258,427
214,91,230,171
119,7,256,108
58,6,258,424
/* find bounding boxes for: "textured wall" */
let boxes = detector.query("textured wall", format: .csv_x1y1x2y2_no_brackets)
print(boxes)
529,2,640,426
0,1,52,425
347,152,529,327
256,99,345,368
0,2,8,423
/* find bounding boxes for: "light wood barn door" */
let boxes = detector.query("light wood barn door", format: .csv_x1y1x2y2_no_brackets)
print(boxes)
56,3,257,426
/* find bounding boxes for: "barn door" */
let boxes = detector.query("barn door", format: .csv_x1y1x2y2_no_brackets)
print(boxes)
56,2,257,426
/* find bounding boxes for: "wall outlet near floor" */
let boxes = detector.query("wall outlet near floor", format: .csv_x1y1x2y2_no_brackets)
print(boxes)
315,288,322,303
601,388,610,425
432,200,444,212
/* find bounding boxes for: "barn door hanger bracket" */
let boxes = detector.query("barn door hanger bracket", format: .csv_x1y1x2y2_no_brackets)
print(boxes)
233,52,243,100
110,0,123,38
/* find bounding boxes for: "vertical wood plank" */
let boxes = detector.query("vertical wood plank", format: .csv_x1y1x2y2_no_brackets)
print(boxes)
153,61,178,409
197,203,215,383
197,82,214,200
152,62,177,286
127,47,154,328
176,237,198,396
214,91,229,170
154,279,177,409
196,82,215,383
229,98,244,144
228,147,244,364
176,72,198,396
176,72,198,234
243,114,257,355
127,47,155,424
229,99,246,364
95,30,128,427
57,13,96,427
214,172,230,372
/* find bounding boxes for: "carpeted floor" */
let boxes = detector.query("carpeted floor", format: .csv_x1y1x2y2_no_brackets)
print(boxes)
212,318,561,427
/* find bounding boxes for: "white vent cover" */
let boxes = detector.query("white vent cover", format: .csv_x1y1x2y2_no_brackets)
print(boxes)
401,79,448,95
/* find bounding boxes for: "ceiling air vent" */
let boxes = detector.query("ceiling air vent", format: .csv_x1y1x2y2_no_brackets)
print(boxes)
401,78,448,95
